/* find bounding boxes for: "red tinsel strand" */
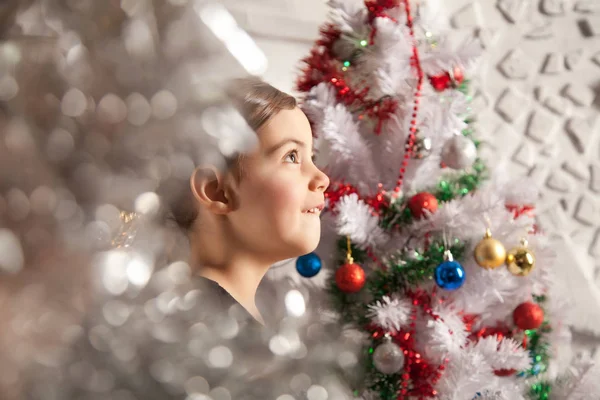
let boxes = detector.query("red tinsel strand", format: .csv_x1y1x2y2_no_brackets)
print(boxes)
368,97,399,134
297,48,339,93
365,0,400,24
461,313,478,333
367,292,449,399
324,182,360,211
324,179,391,215
328,74,371,108
397,291,449,398
394,0,423,193
469,324,513,343
316,23,342,50
505,204,535,219
296,25,341,93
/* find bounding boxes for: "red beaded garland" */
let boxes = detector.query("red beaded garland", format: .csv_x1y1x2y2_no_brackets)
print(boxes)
393,0,424,193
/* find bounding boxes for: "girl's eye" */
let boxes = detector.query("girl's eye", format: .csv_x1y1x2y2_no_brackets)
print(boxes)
284,150,300,164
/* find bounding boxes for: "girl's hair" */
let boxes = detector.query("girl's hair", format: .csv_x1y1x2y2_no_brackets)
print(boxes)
165,77,297,232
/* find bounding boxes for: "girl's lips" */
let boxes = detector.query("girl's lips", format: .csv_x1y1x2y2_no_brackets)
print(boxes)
302,203,325,214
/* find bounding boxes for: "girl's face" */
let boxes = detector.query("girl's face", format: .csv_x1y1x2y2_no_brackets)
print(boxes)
228,107,329,262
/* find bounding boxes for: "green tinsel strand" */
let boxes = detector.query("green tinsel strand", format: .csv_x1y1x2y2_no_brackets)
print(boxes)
521,319,552,377
435,159,488,202
521,296,552,378
458,80,470,95
529,381,551,400
367,241,466,298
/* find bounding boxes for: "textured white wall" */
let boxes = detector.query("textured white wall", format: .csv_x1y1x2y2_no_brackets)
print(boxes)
226,0,600,353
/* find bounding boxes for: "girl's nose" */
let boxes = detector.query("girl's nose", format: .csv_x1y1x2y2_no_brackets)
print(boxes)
310,166,330,192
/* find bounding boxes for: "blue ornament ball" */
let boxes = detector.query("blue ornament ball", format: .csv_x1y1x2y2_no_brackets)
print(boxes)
434,260,465,290
296,252,322,278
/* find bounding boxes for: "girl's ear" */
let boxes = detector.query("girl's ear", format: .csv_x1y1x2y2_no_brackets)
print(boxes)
190,166,235,215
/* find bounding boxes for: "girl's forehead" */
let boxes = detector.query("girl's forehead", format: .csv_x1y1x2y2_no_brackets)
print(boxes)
257,108,312,148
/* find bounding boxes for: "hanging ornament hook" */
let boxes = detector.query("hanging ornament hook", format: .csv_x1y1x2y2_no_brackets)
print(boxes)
346,236,354,264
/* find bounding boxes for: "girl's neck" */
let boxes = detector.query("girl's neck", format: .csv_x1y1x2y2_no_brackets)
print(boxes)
188,214,271,326
197,263,267,325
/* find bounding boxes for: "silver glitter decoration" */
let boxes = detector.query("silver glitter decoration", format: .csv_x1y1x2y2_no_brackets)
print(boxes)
372,340,405,375
0,1,358,399
441,134,477,169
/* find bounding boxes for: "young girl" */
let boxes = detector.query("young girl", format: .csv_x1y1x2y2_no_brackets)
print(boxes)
165,78,330,325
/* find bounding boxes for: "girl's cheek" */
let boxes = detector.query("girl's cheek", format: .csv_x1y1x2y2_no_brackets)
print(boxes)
266,178,303,208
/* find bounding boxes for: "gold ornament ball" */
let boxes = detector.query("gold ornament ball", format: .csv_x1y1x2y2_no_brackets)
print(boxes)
506,247,535,276
474,230,506,269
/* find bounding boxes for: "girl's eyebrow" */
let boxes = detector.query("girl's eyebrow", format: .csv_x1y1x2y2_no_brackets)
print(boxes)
266,138,306,154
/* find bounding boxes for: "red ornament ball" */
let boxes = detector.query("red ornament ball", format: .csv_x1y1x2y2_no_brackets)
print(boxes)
408,192,438,219
513,302,544,330
335,262,366,293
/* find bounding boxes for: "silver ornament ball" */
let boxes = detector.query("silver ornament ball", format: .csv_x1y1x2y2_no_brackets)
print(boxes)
373,341,405,374
441,135,477,169
408,136,432,159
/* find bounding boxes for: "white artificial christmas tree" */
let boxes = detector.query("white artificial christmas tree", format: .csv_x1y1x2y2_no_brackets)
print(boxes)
293,0,600,398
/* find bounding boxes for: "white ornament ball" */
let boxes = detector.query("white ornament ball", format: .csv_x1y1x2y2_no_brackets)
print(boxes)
441,135,477,169
373,341,405,374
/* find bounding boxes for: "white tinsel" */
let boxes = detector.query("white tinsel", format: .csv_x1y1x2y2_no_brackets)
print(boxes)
422,302,469,358
366,295,412,332
320,104,379,192
336,194,388,248
368,18,413,97
474,336,531,371
327,0,367,34
419,35,482,75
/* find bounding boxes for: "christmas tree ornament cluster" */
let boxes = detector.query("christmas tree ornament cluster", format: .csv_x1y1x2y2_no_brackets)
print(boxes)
296,252,322,278
474,230,536,276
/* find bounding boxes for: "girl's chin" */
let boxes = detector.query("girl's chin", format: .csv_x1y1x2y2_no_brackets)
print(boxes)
287,235,321,258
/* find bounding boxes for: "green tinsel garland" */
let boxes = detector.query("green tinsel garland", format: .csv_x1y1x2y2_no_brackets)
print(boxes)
523,296,552,399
